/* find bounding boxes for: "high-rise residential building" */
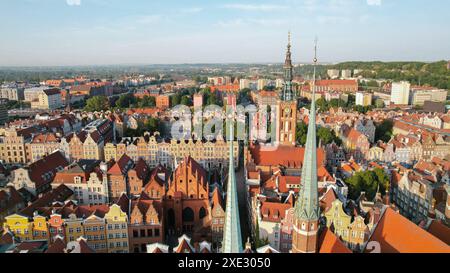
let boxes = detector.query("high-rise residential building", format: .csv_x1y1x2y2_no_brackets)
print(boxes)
341,69,352,79
275,78,284,89
24,86,48,102
31,88,63,110
0,87,25,101
355,91,373,106
239,79,251,90
0,99,8,125
409,87,448,106
391,81,411,105
353,69,363,76
257,79,269,91
327,69,340,79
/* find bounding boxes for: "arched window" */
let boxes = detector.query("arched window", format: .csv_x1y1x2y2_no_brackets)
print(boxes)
182,207,194,222
199,207,207,219
301,222,306,230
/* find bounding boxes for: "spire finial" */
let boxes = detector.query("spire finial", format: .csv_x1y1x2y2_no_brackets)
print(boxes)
312,37,318,98
288,31,291,47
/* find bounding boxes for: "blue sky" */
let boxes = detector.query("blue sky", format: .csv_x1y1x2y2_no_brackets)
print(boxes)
0,0,449,66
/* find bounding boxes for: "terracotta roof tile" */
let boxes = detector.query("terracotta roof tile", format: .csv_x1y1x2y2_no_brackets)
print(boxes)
365,208,450,253
318,227,352,253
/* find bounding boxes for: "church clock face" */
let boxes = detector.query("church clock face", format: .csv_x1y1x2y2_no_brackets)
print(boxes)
284,107,291,115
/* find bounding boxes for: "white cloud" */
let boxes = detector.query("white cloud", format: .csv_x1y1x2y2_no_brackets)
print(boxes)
367,0,382,6
222,4,287,11
66,0,81,6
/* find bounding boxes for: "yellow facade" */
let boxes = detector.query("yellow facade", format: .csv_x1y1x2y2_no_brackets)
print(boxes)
347,215,368,249
325,199,352,239
4,214,34,241
104,204,129,253
32,215,49,241
104,143,117,162
64,214,85,243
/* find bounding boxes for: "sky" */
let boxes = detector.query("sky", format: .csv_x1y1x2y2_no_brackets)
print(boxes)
0,0,449,66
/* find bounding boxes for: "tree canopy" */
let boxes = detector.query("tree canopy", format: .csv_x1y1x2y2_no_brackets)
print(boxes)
345,168,390,200
375,119,394,143
296,122,342,146
84,96,110,112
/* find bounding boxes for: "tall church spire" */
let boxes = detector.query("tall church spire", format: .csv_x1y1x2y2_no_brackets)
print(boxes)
291,38,320,253
282,31,294,101
222,119,243,253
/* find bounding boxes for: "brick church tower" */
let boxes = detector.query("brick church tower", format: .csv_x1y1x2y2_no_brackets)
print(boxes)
278,32,297,146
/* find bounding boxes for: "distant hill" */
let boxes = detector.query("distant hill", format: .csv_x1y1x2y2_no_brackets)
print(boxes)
328,61,450,90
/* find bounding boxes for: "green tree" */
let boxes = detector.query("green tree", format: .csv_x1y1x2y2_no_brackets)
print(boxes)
115,93,136,108
345,169,389,200
375,99,385,109
180,95,192,106
170,93,182,106
296,122,308,146
238,88,251,104
84,96,109,112
317,127,342,146
375,119,394,142
138,95,156,108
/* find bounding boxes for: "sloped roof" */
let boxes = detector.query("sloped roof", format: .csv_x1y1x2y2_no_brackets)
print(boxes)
427,220,450,246
211,187,224,210
108,154,133,175
248,144,326,168
20,184,73,218
365,208,450,253
318,227,352,253
28,151,69,189
174,234,195,253
319,187,338,213
45,237,66,253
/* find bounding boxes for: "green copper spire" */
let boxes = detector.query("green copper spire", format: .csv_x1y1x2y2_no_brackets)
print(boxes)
282,31,294,101
222,119,243,253
294,39,320,221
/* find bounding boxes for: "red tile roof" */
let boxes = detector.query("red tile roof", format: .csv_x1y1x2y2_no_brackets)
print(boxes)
260,200,292,223
249,144,326,168
108,154,133,175
365,208,450,253
320,188,338,213
318,227,352,253
45,237,66,253
28,151,69,189
211,187,224,210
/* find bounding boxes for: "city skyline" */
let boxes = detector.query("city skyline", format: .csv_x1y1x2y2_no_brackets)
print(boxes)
1,0,449,66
